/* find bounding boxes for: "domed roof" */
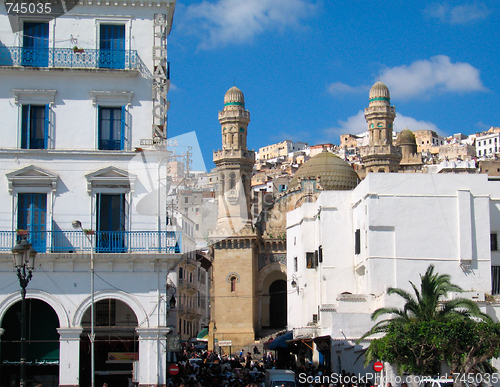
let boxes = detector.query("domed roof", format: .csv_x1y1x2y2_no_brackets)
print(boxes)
224,86,245,107
398,128,417,146
369,81,390,102
288,151,359,191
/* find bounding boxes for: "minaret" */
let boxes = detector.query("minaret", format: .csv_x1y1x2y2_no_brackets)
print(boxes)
360,81,401,173
213,86,255,232
210,86,258,350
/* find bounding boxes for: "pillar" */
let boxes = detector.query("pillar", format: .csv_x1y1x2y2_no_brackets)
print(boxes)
57,328,83,387
136,327,169,387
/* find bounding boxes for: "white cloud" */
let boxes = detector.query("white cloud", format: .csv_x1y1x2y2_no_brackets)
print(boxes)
181,0,317,49
327,82,368,96
426,3,490,25
379,55,486,99
393,114,441,134
324,110,441,140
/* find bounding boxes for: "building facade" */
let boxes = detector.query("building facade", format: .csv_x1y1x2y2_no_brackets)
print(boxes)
287,173,500,375
0,2,179,386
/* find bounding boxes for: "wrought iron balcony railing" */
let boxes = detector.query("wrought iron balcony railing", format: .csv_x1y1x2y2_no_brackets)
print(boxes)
0,231,181,254
0,47,139,70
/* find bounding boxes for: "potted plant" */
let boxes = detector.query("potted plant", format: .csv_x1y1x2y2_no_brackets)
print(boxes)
16,229,28,236
73,46,84,53
83,229,95,235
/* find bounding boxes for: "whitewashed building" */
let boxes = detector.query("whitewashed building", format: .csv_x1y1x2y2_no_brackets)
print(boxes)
287,173,500,376
0,2,180,387
476,129,500,158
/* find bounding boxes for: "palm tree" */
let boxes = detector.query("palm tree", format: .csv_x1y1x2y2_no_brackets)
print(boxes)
361,264,491,339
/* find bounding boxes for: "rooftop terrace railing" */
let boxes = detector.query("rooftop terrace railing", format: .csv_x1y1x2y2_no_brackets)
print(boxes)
0,231,181,254
0,47,140,70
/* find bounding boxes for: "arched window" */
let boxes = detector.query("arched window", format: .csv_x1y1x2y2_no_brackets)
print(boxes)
230,276,237,292
229,173,236,190
241,174,246,196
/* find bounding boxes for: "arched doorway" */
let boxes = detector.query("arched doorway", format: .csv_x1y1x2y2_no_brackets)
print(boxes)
80,299,138,387
1,299,60,387
269,280,287,328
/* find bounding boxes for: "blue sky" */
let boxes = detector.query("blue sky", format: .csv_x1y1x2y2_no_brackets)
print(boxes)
167,0,500,171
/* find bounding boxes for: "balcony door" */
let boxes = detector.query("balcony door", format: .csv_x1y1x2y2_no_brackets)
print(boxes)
99,24,125,69
17,193,47,252
96,194,125,252
23,22,49,67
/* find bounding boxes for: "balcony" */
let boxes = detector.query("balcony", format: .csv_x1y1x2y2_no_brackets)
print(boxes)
178,278,197,294
0,47,141,70
0,231,181,254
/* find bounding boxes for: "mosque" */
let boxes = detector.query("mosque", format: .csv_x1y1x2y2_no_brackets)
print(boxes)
209,81,427,349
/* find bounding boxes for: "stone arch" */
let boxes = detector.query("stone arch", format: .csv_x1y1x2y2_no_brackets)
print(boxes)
73,290,148,328
257,263,287,328
0,289,70,328
257,261,286,293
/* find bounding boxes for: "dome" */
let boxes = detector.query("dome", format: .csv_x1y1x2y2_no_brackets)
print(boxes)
397,128,416,146
288,151,359,191
224,86,245,107
369,81,390,102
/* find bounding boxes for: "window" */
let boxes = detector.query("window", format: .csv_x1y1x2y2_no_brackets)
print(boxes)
306,252,316,269
294,257,298,272
23,22,49,67
184,197,188,203
96,193,125,252
18,193,47,252
355,229,361,255
99,24,125,69
98,106,124,150
492,266,500,295
318,245,323,263
491,233,498,251
21,105,48,149
230,276,236,292
95,299,116,326
179,267,184,279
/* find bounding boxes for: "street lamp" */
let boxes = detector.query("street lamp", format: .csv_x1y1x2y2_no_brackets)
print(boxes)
72,220,95,387
11,237,37,387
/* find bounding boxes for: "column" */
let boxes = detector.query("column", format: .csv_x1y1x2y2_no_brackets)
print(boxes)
136,327,169,387
57,327,83,387
260,295,270,327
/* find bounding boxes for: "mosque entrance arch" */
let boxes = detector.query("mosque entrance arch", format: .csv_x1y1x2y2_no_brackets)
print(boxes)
1,299,60,386
79,298,138,387
269,280,287,328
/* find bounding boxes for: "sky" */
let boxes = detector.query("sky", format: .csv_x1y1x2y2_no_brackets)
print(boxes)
166,0,500,171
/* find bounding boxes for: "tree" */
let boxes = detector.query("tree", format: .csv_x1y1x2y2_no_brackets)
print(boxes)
359,265,493,375
363,265,490,338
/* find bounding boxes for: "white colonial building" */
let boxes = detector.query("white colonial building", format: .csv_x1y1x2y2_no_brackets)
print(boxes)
0,2,180,387
287,173,500,377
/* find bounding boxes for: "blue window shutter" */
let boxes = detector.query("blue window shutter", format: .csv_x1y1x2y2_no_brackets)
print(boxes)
21,105,30,149
120,106,125,150
44,104,49,149
97,106,102,149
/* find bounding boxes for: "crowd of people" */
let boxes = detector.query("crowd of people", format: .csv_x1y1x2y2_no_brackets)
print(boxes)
165,345,371,387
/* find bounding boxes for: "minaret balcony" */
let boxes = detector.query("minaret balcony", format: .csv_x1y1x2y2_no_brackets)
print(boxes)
213,149,255,162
